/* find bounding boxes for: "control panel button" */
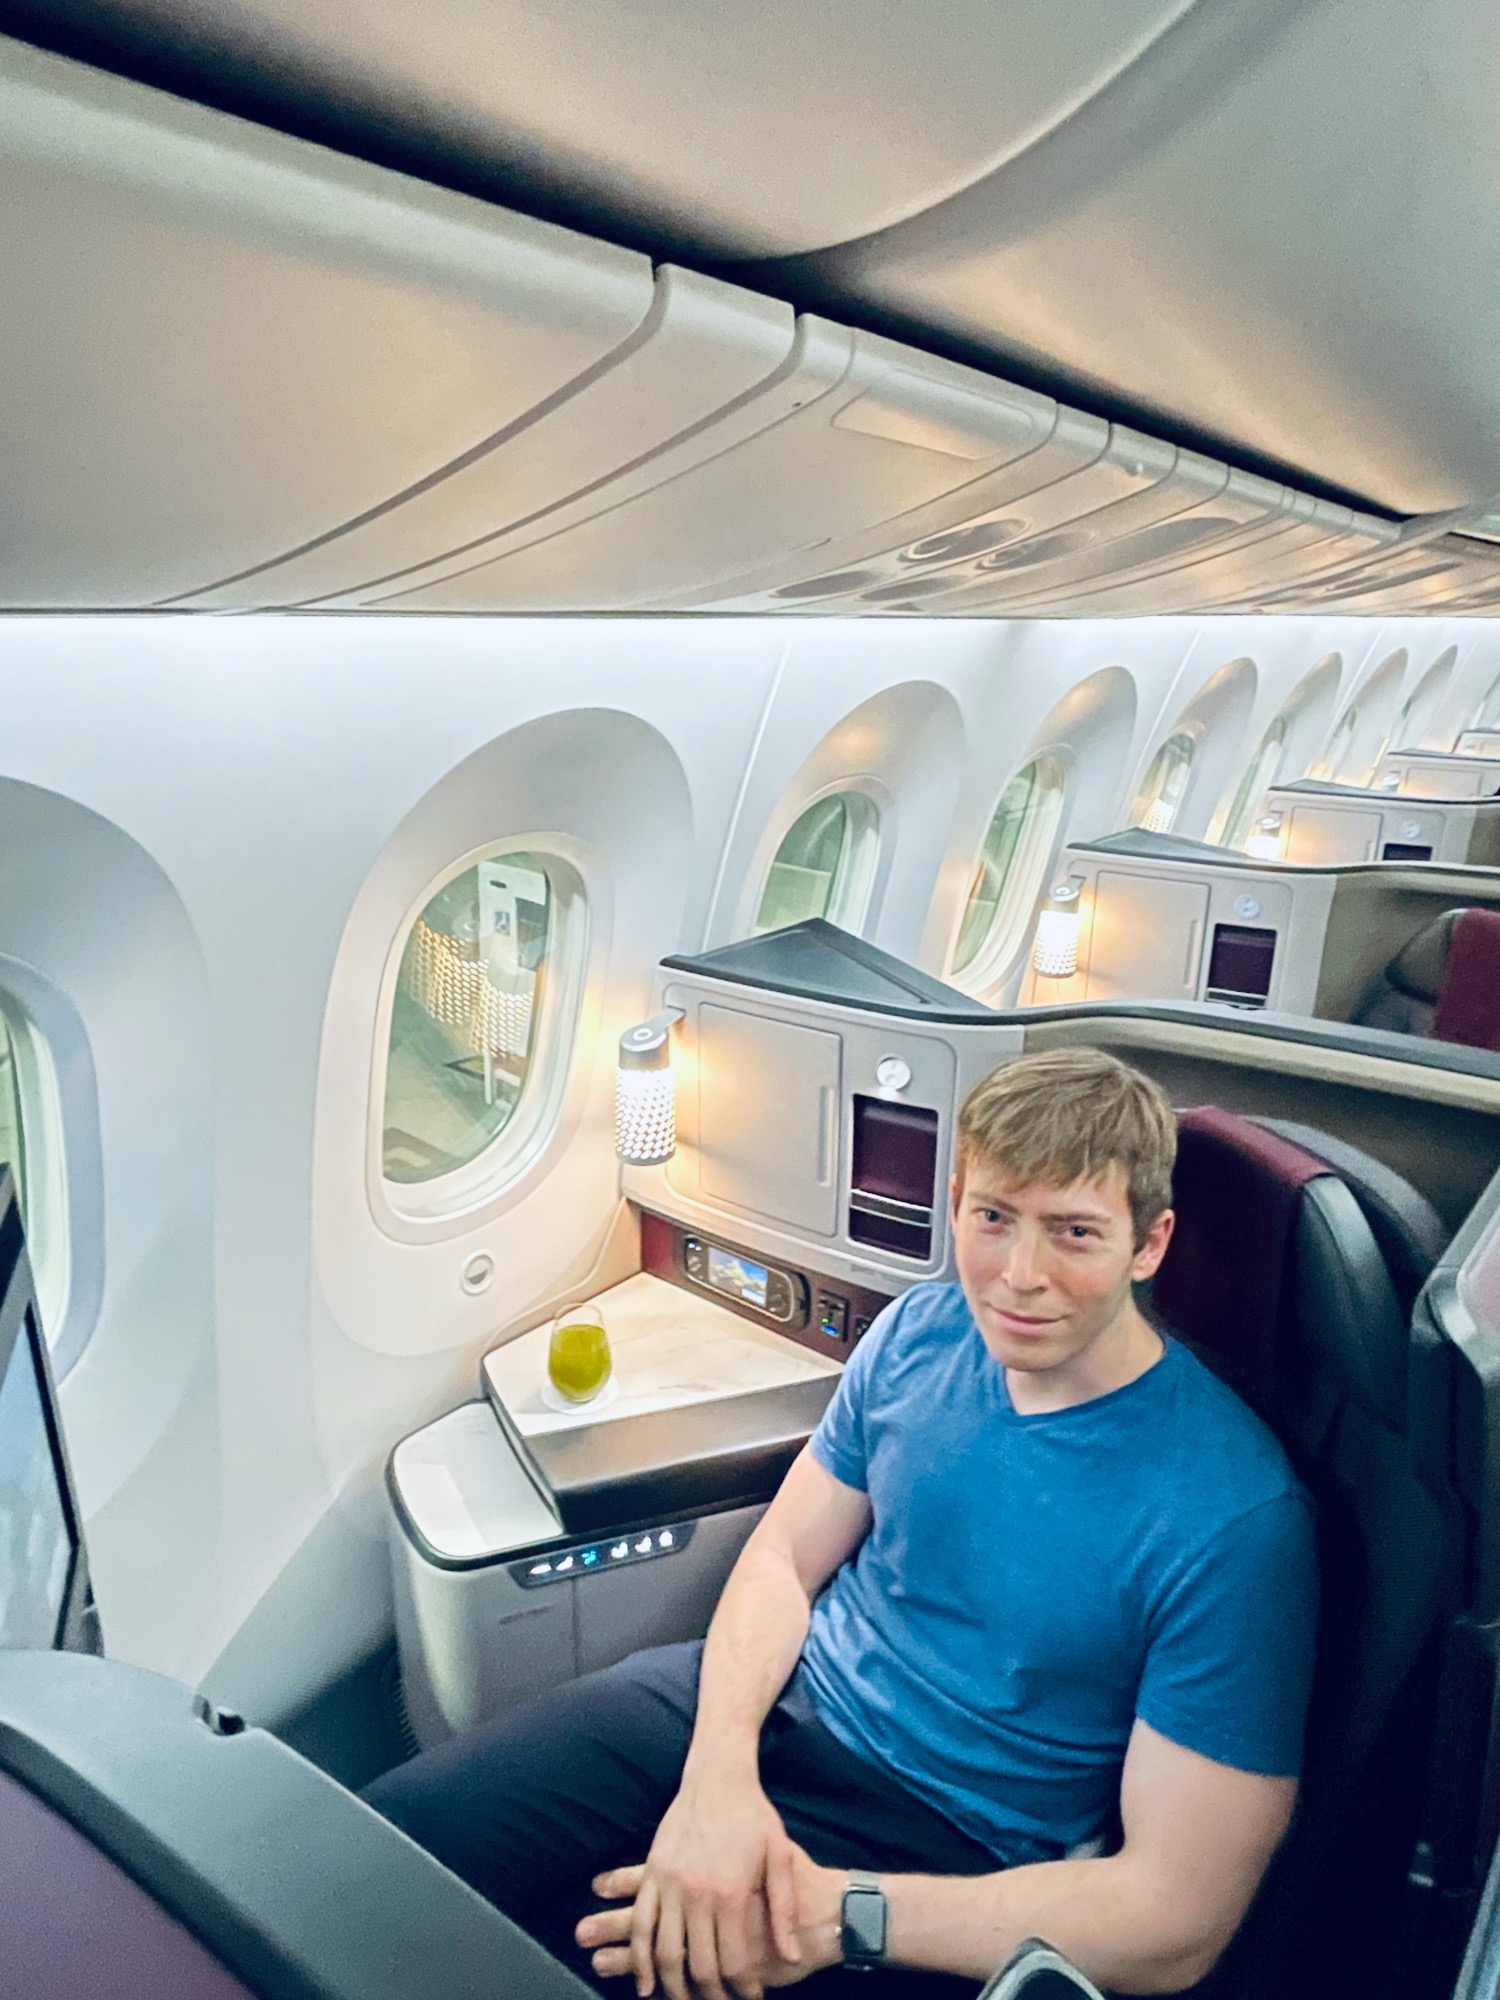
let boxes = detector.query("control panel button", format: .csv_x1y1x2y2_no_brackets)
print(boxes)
684,1236,708,1280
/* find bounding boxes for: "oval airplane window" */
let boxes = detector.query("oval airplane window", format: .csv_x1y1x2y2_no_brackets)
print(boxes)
756,792,880,934
951,757,1067,989
1130,731,1196,834
382,850,570,1188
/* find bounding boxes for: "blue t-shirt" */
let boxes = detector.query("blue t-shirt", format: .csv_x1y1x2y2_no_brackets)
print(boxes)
799,1282,1318,1865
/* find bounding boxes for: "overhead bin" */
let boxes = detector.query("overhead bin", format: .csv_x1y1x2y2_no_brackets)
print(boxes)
4,31,1500,612
0,36,666,609
359,327,1092,612
187,265,801,610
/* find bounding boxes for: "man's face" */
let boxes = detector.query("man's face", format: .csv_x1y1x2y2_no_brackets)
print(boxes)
950,1157,1173,1375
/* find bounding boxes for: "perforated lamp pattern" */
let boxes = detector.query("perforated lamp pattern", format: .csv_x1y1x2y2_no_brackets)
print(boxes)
615,1010,682,1164
1032,886,1081,977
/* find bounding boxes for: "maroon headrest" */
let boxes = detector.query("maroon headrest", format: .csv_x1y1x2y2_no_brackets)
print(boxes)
1153,1106,1330,1412
1432,907,1500,1052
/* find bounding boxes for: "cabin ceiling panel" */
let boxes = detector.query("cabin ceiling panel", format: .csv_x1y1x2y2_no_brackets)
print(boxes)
790,0,1500,516
6,0,1202,259
6,32,1500,616
0,36,656,607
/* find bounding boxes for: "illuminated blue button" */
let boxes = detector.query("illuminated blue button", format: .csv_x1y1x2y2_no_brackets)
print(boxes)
581,1549,599,1566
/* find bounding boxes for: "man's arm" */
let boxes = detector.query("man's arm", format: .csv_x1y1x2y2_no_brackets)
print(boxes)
869,1719,1295,1993
586,1718,1293,1997
627,1446,872,2000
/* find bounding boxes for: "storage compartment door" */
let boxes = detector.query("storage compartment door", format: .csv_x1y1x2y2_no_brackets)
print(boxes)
1286,805,1381,865
698,1006,841,1233
1084,871,1210,1002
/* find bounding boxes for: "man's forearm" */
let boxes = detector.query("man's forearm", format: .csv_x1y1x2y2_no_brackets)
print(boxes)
682,1536,814,1782
798,1855,1223,1995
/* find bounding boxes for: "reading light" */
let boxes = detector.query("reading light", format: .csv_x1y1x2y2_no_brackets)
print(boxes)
1244,812,1284,862
1032,885,1081,978
615,1009,684,1164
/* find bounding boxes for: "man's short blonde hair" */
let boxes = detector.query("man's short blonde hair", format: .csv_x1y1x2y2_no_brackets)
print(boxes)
956,1048,1177,1246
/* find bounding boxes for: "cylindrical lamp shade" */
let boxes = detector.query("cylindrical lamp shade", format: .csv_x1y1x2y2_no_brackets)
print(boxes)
1244,813,1284,861
1032,886,1081,978
1140,797,1177,835
615,1010,683,1164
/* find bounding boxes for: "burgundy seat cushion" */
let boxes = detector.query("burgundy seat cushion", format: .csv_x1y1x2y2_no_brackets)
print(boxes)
1432,906,1500,1051
1152,1105,1330,1414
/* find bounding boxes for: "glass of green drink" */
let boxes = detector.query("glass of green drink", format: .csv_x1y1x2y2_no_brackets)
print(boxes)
547,1301,613,1405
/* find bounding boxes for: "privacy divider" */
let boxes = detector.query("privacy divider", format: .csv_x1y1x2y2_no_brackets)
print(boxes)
624,921,1500,1270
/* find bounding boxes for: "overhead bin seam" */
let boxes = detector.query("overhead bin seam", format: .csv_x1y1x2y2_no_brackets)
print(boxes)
154,263,696,605
326,309,861,610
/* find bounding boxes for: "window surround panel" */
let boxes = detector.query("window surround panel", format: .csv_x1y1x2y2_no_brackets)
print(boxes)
369,837,591,1230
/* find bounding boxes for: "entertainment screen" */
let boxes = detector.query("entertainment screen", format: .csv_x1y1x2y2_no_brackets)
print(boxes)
0,1309,74,1649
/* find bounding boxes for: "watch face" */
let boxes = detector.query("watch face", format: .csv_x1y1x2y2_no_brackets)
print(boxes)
841,1886,886,1963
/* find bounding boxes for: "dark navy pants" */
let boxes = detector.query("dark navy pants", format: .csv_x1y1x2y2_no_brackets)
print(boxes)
363,1642,997,1999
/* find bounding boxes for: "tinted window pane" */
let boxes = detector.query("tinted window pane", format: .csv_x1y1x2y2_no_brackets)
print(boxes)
0,1318,71,1649
0,1017,26,1231
383,853,551,1185
952,758,1066,987
756,793,879,934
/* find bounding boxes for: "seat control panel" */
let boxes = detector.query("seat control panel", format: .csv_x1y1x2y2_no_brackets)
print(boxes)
682,1234,807,1325
510,1518,697,1588
640,1212,900,1363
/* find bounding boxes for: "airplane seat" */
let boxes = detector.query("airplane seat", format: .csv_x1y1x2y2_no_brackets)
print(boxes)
1355,906,1500,1051
1148,1106,1466,2000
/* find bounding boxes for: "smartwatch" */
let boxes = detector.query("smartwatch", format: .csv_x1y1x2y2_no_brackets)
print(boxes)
840,1869,887,1968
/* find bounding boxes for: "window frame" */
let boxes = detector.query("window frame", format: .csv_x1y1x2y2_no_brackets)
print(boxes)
753,784,883,937
369,839,590,1226
949,754,1070,996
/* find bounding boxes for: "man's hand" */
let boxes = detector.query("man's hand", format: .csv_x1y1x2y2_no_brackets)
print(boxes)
578,1846,843,1999
602,1773,811,2000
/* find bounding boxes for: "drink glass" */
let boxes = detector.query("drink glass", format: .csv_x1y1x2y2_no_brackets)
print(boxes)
547,1301,612,1406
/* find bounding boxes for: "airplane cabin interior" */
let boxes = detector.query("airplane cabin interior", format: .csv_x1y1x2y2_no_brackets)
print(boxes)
6,5,1500,1999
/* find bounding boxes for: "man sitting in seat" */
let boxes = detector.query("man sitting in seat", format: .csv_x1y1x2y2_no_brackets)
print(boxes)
364,1049,1317,1998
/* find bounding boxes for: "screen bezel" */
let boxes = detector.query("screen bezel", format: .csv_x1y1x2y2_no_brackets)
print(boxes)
0,1169,93,1652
